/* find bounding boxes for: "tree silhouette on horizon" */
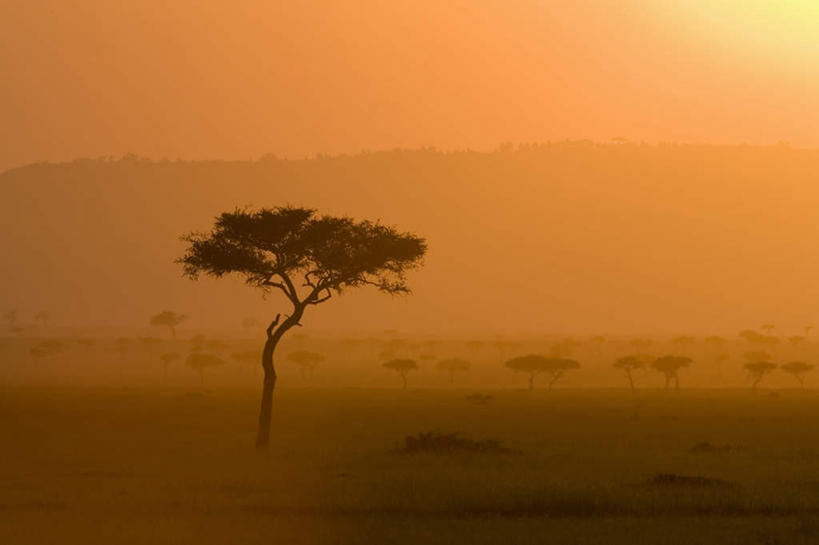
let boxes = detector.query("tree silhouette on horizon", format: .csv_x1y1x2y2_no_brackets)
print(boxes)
150,310,187,339
178,206,426,447
651,356,692,392
383,358,419,389
781,361,814,389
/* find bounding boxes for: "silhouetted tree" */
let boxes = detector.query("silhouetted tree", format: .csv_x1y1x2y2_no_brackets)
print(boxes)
160,352,180,377
739,329,779,349
550,338,581,358
589,336,606,355
178,206,426,447
505,354,579,390
185,352,225,385
437,357,471,384
788,335,806,348
613,354,650,393
150,310,187,339
651,356,692,392
465,340,485,354
672,336,695,353
804,326,814,336
761,324,775,335
287,350,324,379
34,311,50,327
2,309,18,329
744,361,777,393
781,361,814,389
629,338,652,350
743,350,771,363
382,358,419,389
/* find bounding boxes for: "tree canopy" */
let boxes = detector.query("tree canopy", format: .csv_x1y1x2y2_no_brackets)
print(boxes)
178,207,427,305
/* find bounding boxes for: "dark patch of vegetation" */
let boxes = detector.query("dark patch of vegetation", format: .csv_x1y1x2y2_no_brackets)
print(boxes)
688,442,748,454
465,393,493,404
395,431,519,455
643,473,734,488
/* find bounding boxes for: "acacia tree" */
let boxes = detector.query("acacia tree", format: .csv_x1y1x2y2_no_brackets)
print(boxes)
613,355,650,393
178,206,426,447
150,310,187,339
744,361,777,393
382,358,419,389
287,350,325,379
160,352,180,378
505,355,580,391
651,356,692,392
781,361,814,389
185,352,225,385
436,357,471,384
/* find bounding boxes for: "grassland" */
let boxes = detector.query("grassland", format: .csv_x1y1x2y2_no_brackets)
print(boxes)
3,384,819,544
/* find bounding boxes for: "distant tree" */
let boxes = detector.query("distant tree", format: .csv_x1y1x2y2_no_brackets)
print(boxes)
205,339,229,353
29,339,63,360
231,350,258,365
382,358,419,389
743,350,771,363
34,311,50,327
189,334,206,352
589,336,606,354
550,338,581,357
704,336,727,360
160,352,180,377
465,340,485,354
185,352,225,385
672,336,695,353
494,341,521,362
137,337,162,351
788,336,806,348
761,324,775,334
178,206,426,447
651,356,692,392
744,361,777,393
2,309,18,329
805,326,814,336
781,361,814,389
739,329,779,349
613,354,651,393
505,355,579,391
629,338,652,349
287,350,325,379
704,336,726,351
437,357,471,384
150,310,187,339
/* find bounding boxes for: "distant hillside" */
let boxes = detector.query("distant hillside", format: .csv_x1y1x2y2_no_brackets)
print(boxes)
2,143,819,335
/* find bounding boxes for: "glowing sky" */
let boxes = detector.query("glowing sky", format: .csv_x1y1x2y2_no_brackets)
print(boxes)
1,1,817,171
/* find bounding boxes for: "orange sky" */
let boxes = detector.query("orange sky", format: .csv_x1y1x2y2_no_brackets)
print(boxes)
2,1,818,172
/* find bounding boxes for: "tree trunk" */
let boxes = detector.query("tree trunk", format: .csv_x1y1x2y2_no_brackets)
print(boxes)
170,325,176,339
400,371,408,390
528,373,534,391
626,370,634,393
674,374,680,393
256,311,301,448
664,375,670,392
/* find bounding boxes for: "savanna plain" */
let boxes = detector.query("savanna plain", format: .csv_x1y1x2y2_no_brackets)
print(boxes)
3,335,819,545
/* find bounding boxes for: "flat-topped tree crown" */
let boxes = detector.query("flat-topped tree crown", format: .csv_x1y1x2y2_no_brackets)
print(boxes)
178,207,427,305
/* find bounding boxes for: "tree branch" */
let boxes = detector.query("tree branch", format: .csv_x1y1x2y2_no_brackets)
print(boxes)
266,314,281,338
